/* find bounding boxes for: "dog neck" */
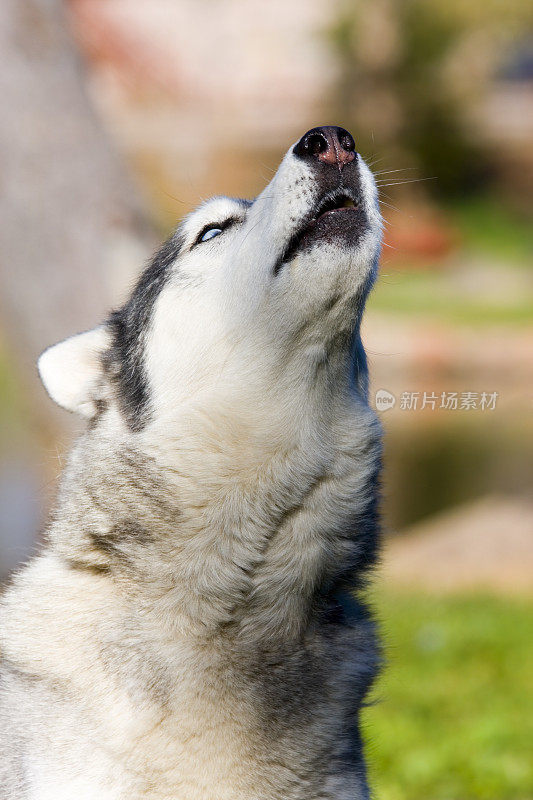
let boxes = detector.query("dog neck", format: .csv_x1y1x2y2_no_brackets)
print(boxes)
49,342,381,645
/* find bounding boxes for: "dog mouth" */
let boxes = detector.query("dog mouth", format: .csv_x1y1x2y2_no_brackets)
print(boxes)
314,193,359,220
275,190,363,273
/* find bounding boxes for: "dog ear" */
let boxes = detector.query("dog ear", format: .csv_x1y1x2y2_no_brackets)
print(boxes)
38,326,111,417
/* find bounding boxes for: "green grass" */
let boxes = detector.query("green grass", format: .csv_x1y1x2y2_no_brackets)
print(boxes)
448,197,533,266
363,592,533,800
369,269,533,325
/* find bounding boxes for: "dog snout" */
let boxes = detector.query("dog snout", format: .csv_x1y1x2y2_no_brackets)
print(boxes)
293,126,356,168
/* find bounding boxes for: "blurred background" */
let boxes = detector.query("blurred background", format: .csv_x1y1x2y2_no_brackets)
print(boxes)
0,1,531,797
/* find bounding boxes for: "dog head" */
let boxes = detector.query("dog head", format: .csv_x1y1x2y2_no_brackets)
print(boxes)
39,127,382,434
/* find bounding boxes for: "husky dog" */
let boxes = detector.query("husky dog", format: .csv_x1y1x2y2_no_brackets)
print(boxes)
0,126,383,800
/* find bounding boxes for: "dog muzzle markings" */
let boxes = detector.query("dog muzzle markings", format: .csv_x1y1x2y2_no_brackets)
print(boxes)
274,126,372,272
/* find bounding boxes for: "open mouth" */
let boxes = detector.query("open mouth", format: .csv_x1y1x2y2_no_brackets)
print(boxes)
314,193,358,221
275,190,363,273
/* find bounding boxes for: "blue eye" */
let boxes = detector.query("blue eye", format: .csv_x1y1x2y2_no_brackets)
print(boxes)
200,227,223,242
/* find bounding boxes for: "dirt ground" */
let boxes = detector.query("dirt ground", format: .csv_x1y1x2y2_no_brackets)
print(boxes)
380,495,533,594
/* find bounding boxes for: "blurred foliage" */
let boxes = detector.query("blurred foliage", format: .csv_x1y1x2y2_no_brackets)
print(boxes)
371,197,533,326
447,196,533,263
328,0,533,198
0,342,25,434
363,591,533,800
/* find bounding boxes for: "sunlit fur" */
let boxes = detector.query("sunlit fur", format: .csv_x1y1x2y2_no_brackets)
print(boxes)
0,140,383,800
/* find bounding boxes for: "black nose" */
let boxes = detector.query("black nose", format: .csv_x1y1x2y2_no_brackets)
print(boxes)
293,126,356,167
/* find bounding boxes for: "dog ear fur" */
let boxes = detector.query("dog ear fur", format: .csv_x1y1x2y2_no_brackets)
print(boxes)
37,326,110,417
